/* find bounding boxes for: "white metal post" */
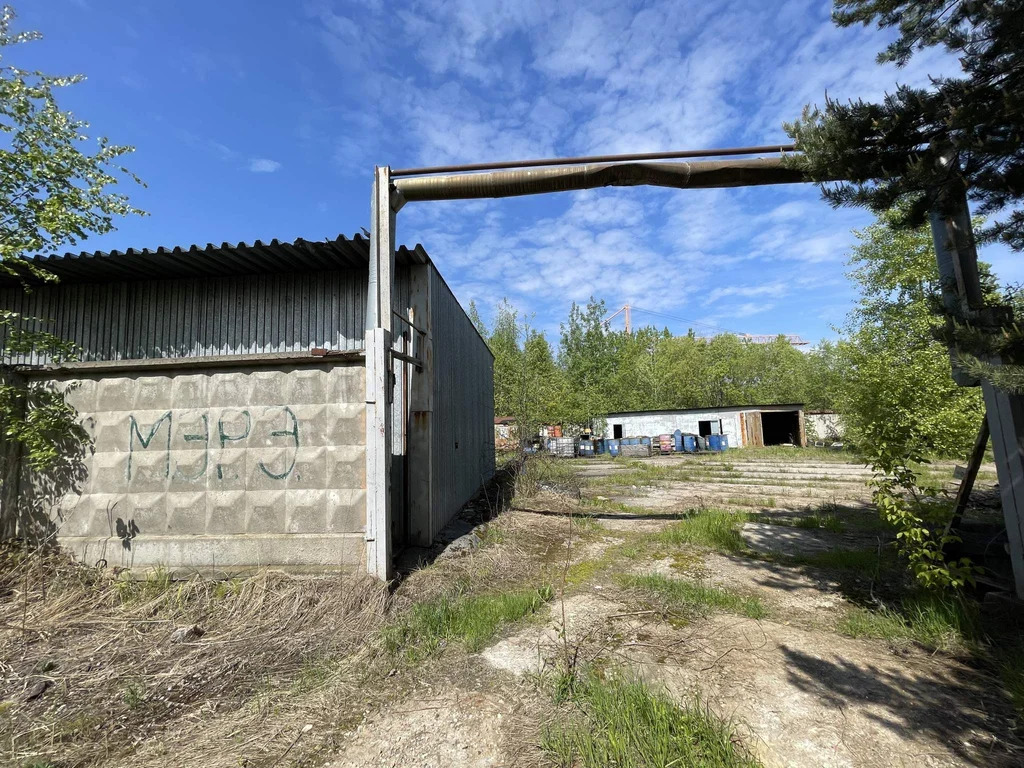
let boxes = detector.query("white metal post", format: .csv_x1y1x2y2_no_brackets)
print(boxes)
365,166,396,580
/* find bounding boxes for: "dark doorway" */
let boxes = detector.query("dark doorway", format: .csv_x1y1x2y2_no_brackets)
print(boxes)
613,424,623,439
761,411,800,446
698,419,721,437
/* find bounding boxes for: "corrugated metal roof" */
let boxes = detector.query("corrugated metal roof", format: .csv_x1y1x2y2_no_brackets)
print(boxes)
0,234,430,286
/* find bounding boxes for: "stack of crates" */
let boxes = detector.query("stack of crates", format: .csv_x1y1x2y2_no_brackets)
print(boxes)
658,434,673,454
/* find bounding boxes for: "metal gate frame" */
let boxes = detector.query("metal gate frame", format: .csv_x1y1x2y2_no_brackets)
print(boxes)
365,147,1024,597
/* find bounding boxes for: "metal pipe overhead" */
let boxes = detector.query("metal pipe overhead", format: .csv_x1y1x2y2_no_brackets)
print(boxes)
394,157,806,202
390,144,796,177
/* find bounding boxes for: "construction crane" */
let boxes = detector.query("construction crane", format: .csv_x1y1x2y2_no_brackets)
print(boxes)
603,303,808,346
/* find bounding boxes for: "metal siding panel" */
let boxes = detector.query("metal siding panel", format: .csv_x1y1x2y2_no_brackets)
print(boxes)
0,269,367,364
428,265,494,540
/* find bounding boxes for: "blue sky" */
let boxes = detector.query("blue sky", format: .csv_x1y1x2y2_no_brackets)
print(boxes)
15,0,1023,344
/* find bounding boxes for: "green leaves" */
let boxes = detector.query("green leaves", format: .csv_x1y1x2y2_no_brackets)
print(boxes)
0,5,145,281
0,6,143,471
791,0,1024,252
833,211,984,589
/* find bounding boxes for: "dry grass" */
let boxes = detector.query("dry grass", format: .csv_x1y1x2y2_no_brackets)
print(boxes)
0,545,389,768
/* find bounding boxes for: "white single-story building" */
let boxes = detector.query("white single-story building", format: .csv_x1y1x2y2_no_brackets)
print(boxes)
604,404,806,448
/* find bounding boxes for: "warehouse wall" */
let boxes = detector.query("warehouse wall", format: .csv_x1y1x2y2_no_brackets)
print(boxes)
0,270,369,364
428,267,495,540
606,405,805,449
607,410,745,447
17,361,366,571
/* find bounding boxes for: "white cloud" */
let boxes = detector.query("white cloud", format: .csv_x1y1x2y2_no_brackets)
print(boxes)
301,0,966,345
248,158,282,173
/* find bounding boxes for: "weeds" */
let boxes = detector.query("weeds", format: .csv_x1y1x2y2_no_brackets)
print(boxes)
382,585,554,660
724,495,778,508
122,679,146,710
515,454,582,501
542,667,761,768
113,566,173,604
998,646,1024,721
654,508,748,554
838,592,981,651
781,547,886,573
291,654,342,694
794,514,844,532
620,573,767,620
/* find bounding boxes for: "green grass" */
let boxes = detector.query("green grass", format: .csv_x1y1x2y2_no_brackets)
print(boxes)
542,668,762,768
654,508,748,554
838,592,981,651
794,514,844,532
783,547,885,572
620,573,767,620
383,585,553,660
291,653,342,693
724,495,777,508
122,680,146,710
998,645,1024,721
730,445,855,462
113,567,174,604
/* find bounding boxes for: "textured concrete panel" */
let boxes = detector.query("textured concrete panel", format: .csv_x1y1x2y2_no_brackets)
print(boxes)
287,447,327,490
286,489,329,533
330,366,365,404
327,489,366,532
166,492,206,534
30,362,366,572
206,491,248,535
245,491,287,534
327,445,365,490
61,533,365,572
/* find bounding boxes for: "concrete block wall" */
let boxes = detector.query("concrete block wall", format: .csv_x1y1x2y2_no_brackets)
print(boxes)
20,362,366,571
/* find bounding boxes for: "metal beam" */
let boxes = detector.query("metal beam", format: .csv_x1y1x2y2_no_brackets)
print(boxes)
391,143,797,177
394,158,805,202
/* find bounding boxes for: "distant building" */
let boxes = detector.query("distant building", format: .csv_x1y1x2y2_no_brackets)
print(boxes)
805,411,844,442
494,417,518,451
603,404,806,448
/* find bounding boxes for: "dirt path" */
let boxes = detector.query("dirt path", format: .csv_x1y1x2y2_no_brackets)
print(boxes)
326,452,1019,767
12,451,1013,767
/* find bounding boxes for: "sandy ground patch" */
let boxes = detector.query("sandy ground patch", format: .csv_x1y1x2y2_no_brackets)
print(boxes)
635,614,1016,768
328,688,512,768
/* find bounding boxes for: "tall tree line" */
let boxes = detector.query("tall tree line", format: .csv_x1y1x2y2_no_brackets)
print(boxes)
473,211,987,459
470,298,839,434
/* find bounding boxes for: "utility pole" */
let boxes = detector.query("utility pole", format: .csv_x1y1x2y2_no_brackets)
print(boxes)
605,303,632,333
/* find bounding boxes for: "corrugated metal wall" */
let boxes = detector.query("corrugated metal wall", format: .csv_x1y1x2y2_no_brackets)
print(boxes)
0,270,368,364
429,267,494,539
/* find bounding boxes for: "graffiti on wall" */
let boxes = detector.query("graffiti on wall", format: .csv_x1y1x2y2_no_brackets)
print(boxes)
126,407,300,482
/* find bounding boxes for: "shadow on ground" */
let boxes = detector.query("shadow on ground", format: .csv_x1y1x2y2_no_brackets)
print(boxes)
781,643,1022,765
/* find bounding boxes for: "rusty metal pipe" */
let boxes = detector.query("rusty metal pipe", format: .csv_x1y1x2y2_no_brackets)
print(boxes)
393,157,806,202
390,144,796,177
